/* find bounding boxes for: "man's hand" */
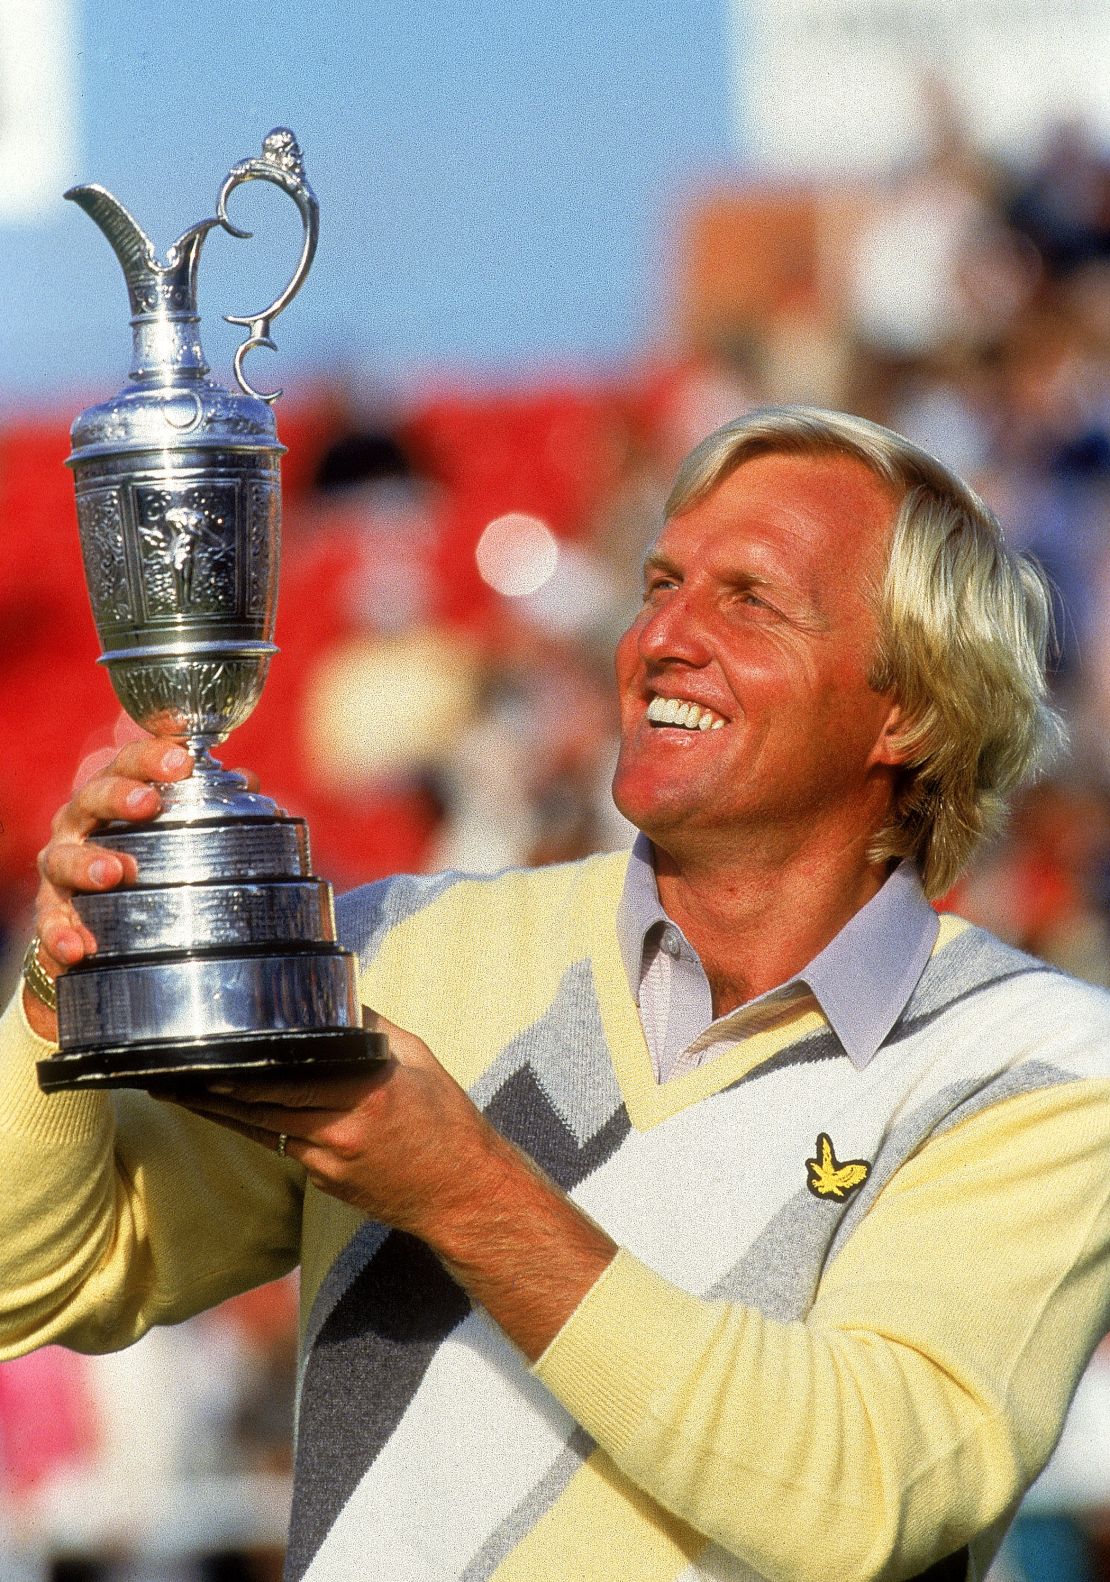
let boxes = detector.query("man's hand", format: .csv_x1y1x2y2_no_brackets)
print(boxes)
167,1015,618,1361
27,737,194,1039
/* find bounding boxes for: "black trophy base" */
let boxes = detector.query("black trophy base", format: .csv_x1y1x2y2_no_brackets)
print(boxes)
37,1025,388,1094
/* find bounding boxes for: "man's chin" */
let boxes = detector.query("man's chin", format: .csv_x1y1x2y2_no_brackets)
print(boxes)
611,776,696,842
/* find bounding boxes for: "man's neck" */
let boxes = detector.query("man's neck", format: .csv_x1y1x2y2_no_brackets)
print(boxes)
652,840,891,1020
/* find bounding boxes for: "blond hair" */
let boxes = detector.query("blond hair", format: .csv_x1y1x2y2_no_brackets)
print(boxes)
666,407,1066,897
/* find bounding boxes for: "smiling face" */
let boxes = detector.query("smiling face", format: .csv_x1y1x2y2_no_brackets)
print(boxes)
612,449,907,872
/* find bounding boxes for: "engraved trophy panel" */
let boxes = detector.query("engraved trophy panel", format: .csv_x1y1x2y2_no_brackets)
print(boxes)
73,448,282,739
76,488,133,627
134,481,242,618
38,130,386,1092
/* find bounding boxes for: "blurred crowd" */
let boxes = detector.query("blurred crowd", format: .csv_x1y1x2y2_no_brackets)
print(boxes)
2,95,1110,1581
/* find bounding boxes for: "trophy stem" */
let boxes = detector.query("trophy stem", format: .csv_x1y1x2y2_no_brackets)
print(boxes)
188,742,224,772
156,743,280,821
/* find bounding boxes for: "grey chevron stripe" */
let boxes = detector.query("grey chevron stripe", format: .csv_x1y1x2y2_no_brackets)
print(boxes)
886,964,1055,1044
735,930,1055,1081
457,1429,595,1582
485,1061,631,1188
470,958,625,1144
302,1217,391,1358
301,959,625,1356
728,1026,850,1085
285,1232,471,1581
708,1176,850,1321
896,927,1055,1029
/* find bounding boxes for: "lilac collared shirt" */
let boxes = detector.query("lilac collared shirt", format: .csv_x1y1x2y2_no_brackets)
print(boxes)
615,834,939,1082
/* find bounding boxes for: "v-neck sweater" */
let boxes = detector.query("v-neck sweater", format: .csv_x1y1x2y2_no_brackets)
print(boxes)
3,850,1110,1582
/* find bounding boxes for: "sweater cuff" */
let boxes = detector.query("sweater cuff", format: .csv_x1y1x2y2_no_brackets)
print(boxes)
531,1247,722,1458
0,987,109,1145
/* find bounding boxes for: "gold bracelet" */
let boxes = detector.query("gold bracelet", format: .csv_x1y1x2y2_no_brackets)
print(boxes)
21,936,58,1013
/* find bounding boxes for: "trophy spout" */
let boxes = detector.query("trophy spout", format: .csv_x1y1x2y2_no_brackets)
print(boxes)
64,186,159,301
66,184,218,382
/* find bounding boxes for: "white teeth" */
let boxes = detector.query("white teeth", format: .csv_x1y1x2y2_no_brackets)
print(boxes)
646,695,726,730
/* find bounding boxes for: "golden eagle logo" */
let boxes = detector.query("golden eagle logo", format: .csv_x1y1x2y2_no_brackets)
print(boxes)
806,1133,870,1201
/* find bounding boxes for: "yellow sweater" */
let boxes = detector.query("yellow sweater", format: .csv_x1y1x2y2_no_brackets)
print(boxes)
3,852,1110,1582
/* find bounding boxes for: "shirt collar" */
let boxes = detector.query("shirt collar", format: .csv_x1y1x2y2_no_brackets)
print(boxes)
615,833,939,1068
615,832,670,991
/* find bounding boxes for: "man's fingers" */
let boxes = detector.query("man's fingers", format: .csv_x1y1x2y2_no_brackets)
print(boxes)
203,1067,390,1111
49,779,153,846
159,1099,288,1157
58,740,192,835
101,738,193,787
44,739,191,850
39,839,137,895
29,738,197,981
171,1091,342,1136
36,837,136,967
68,774,162,832
39,921,89,967
34,896,97,967
363,1010,439,1069
71,746,122,792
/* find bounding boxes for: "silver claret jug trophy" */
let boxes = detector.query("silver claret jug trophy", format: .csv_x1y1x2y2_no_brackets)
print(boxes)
37,130,387,1091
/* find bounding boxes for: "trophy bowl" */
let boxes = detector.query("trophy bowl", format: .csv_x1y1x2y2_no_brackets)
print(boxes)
37,130,387,1092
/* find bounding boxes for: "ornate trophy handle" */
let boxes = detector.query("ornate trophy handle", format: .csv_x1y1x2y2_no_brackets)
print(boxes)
216,128,320,403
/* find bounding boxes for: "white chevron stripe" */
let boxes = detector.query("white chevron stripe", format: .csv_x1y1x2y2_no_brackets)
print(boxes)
302,1309,580,1582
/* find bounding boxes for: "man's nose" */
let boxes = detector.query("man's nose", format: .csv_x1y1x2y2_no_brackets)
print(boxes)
638,591,712,667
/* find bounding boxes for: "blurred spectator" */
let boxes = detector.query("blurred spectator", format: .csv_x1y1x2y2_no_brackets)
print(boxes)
1007,120,1110,281
949,780,1110,988
0,1282,296,1581
848,81,1020,361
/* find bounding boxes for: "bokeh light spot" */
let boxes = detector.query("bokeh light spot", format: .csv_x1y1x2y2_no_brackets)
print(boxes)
475,513,559,597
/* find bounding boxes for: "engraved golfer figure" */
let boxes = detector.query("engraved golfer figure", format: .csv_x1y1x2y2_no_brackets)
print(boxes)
163,505,208,607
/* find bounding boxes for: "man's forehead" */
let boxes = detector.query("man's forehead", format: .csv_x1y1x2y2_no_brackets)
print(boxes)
706,448,898,515
660,451,898,555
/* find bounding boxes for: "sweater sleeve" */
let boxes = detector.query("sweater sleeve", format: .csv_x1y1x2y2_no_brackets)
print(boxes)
532,1077,1110,1582
0,988,304,1358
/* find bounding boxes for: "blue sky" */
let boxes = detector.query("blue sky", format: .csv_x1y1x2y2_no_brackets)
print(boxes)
0,0,739,405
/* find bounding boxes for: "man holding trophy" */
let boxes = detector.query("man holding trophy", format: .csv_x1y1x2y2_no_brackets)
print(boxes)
4,133,1110,1582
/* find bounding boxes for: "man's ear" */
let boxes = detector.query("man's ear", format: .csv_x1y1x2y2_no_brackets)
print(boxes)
868,699,914,769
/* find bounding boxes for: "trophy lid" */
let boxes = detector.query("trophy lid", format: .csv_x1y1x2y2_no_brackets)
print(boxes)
68,380,283,463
